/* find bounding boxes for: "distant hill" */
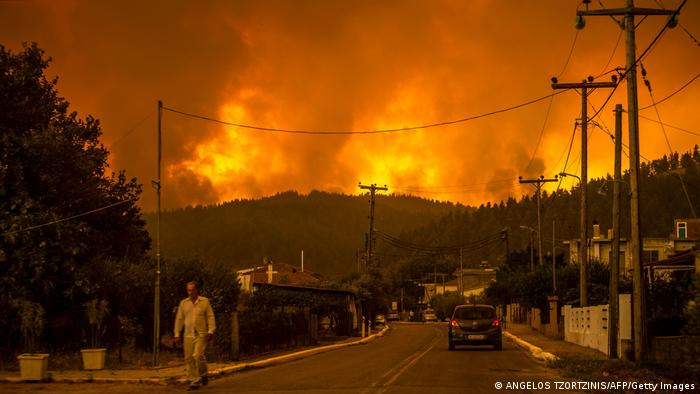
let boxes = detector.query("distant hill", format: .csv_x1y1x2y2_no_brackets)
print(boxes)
144,148,700,278
143,190,465,275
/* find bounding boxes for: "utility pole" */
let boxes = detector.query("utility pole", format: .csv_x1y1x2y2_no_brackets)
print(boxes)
552,78,616,307
518,176,558,268
152,100,162,366
502,229,509,268
358,183,387,269
576,0,680,363
610,104,623,359
552,220,557,293
459,248,463,303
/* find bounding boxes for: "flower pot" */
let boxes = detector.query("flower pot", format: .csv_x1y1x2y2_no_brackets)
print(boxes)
17,353,49,381
80,348,106,370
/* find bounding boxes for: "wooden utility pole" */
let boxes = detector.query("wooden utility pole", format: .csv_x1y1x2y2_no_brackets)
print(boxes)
358,183,387,268
551,79,616,306
518,176,558,268
576,0,680,363
152,100,162,366
610,104,623,359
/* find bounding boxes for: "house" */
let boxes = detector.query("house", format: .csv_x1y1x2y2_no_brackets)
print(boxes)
421,267,496,304
563,219,700,277
237,260,322,292
237,261,360,335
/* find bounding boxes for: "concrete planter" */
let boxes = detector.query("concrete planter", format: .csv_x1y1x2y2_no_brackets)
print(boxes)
80,348,106,370
17,353,49,381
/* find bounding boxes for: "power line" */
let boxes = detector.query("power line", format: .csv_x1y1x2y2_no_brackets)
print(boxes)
557,30,580,77
653,0,700,47
641,64,697,218
596,30,623,78
555,121,578,190
639,71,700,110
680,24,700,47
524,93,556,174
161,90,569,135
2,198,137,236
106,109,156,150
638,114,700,137
390,180,518,195
375,229,505,255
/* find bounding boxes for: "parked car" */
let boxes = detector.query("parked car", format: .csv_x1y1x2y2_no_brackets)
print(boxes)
448,304,502,351
375,314,386,325
423,308,438,322
386,312,399,321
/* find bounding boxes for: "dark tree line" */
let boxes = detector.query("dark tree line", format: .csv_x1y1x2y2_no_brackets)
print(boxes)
144,190,463,276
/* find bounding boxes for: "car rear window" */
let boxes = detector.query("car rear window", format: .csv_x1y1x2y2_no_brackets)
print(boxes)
454,307,495,320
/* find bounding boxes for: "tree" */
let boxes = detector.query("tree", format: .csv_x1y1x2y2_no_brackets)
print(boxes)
0,43,150,353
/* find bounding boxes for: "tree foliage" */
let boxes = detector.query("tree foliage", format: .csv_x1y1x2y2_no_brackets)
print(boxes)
0,43,150,353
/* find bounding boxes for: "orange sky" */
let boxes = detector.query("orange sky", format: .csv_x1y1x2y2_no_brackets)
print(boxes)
1,0,698,211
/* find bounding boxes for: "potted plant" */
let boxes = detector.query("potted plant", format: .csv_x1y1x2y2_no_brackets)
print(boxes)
16,301,49,382
81,299,109,370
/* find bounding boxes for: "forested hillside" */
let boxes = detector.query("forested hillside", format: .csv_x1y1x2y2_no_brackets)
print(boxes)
381,147,700,278
144,191,465,275
145,147,700,278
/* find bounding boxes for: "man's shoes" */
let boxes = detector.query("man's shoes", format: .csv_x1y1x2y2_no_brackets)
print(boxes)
187,385,200,391
201,375,209,386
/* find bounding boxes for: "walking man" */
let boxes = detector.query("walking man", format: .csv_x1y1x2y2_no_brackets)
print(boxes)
174,281,216,391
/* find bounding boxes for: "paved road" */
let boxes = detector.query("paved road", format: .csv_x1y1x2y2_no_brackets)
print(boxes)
3,323,578,393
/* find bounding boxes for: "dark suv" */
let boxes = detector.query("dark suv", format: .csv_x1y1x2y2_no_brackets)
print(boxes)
448,304,502,351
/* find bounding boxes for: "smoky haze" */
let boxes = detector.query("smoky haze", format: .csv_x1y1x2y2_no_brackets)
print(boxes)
1,0,698,211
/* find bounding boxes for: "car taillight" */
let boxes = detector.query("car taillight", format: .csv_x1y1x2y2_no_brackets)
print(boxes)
491,319,500,327
450,319,460,329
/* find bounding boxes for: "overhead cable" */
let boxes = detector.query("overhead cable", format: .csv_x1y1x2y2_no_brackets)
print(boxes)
2,198,137,236
161,90,569,135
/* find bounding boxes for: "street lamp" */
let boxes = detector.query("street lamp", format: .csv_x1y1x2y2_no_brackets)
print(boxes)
519,225,537,272
558,172,580,181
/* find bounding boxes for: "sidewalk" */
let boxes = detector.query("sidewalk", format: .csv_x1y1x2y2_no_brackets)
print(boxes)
0,326,391,385
504,322,607,362
1,324,606,385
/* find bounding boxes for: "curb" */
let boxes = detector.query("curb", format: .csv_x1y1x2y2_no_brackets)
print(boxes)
173,325,392,386
503,331,559,362
1,326,392,386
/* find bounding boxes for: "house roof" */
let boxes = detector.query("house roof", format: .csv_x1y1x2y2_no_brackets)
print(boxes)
252,282,355,297
646,247,698,267
238,262,322,286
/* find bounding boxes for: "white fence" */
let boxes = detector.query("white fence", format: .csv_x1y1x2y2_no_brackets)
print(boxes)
562,294,631,355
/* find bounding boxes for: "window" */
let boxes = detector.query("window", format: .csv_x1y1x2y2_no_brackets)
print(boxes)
454,306,495,320
677,222,687,239
643,250,659,264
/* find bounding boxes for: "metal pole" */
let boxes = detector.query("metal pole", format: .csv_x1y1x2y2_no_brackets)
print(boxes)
610,104,623,359
625,0,646,362
580,84,589,307
460,248,464,303
529,230,534,272
553,220,556,292
153,100,162,366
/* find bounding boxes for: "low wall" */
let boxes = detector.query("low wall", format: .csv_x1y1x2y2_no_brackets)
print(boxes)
562,294,631,356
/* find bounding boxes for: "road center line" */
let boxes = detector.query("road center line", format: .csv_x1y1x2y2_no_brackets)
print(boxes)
374,327,442,392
